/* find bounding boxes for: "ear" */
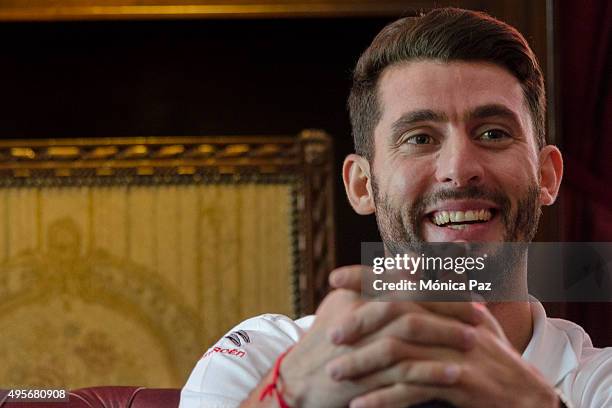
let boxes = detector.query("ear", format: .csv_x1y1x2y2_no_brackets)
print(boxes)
538,145,563,205
343,154,375,215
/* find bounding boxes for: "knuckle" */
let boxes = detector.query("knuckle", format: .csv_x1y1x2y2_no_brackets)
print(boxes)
398,322,414,341
431,365,451,383
448,302,475,322
457,334,472,349
333,289,360,307
318,290,361,316
398,361,414,380
425,366,441,382
404,313,423,333
382,338,400,362
452,324,469,343
339,357,354,373
334,288,356,301
321,289,342,307
349,314,364,335
364,393,383,406
467,303,481,322
378,301,395,316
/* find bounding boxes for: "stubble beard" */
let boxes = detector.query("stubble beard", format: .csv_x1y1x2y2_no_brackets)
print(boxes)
370,172,542,299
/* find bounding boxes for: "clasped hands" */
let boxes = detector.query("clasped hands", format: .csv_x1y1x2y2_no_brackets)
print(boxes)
279,266,558,408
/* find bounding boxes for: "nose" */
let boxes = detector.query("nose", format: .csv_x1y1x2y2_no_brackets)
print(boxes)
435,132,484,187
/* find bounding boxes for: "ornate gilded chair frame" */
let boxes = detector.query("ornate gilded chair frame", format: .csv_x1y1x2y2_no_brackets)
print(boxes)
0,130,335,316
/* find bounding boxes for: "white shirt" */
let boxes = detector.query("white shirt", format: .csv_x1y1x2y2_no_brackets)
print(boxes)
180,302,611,407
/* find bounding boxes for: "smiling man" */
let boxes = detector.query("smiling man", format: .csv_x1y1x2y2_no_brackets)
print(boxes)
180,8,611,408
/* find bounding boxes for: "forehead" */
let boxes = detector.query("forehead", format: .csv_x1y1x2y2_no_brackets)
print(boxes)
375,60,533,134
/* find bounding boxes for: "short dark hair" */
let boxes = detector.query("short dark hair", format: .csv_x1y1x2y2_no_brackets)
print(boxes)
348,8,546,161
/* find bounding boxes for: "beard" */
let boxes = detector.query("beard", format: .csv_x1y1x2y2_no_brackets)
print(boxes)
371,174,541,248
371,175,541,300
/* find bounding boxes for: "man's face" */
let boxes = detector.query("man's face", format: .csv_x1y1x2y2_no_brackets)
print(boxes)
370,60,542,247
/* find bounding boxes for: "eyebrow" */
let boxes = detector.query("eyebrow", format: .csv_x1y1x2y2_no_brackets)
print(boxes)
467,104,521,123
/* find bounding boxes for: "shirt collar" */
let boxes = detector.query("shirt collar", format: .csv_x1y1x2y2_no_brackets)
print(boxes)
521,300,580,386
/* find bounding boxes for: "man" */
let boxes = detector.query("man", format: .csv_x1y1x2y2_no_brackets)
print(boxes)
180,8,611,408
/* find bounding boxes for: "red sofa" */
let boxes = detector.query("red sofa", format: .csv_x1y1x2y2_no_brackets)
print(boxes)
0,387,180,408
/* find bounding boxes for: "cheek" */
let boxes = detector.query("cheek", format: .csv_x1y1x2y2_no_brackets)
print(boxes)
504,155,538,183
381,161,430,204
483,155,539,200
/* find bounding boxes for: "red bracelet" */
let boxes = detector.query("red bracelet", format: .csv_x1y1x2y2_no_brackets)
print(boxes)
258,347,293,408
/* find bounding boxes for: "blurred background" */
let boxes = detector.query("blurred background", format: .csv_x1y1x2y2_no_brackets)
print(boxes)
0,0,609,389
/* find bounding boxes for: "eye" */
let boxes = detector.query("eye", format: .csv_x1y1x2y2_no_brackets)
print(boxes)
479,129,511,141
405,134,435,145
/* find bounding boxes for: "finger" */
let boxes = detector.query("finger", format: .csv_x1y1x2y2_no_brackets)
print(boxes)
472,302,508,341
336,353,462,386
376,312,477,351
381,360,462,386
353,361,462,395
329,301,425,344
326,337,457,380
419,301,507,342
349,383,457,408
416,301,484,326
329,265,370,291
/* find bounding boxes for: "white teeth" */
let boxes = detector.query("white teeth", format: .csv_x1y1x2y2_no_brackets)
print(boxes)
442,211,450,224
431,209,493,226
448,224,467,230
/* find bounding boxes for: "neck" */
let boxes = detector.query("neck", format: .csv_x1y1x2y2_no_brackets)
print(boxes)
485,245,533,352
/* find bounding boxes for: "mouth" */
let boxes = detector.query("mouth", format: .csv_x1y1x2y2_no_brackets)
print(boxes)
427,208,498,230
